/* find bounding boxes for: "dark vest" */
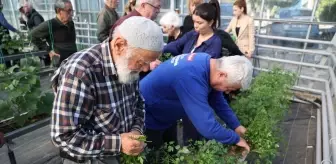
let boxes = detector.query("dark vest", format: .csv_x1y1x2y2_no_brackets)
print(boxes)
48,18,77,61
27,9,44,30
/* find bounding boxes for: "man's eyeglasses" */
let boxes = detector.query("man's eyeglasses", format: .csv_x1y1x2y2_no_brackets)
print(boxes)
145,3,160,11
62,8,73,14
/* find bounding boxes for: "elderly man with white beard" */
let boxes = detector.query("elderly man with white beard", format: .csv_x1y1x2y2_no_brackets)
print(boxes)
50,16,163,164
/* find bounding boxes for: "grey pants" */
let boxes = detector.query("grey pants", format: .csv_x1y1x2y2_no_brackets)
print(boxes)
62,156,119,164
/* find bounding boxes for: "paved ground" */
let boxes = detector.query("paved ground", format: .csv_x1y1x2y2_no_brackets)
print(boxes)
0,125,61,164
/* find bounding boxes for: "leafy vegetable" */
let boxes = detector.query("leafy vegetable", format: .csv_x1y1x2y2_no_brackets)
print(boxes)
0,57,54,126
159,53,173,62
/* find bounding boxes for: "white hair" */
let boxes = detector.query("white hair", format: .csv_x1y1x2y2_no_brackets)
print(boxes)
217,56,253,90
159,11,181,28
135,0,156,8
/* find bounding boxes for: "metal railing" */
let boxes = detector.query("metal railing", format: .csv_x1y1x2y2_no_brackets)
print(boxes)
253,60,336,164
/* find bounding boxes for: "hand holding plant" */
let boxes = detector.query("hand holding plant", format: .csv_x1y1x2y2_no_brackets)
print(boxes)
236,137,250,153
235,125,247,137
120,133,145,156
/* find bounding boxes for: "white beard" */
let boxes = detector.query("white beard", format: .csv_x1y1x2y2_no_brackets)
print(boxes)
115,50,139,84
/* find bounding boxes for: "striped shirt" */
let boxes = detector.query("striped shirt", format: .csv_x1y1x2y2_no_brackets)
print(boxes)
50,40,145,161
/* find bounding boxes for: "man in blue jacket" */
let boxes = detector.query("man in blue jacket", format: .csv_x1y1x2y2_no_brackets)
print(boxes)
140,53,253,152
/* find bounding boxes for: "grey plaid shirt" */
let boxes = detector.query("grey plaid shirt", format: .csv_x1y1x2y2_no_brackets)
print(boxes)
50,40,145,161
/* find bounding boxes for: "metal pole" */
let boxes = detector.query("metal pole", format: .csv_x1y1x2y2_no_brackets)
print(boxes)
8,0,19,29
321,92,332,164
296,0,320,87
254,0,265,72
316,107,322,164
325,82,336,163
303,0,320,50
255,44,336,67
256,34,333,45
253,56,336,96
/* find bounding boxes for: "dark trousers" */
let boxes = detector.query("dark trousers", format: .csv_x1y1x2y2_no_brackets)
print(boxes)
182,117,204,145
145,123,178,150
145,124,178,163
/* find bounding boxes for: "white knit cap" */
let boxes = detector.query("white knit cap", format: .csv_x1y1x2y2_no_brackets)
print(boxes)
117,16,164,52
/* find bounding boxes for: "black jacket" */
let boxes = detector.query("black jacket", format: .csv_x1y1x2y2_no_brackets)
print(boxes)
215,29,244,56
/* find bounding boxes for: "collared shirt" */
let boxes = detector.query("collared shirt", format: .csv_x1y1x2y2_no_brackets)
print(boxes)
163,30,222,58
50,40,145,161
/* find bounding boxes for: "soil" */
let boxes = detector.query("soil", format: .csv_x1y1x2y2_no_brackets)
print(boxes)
0,113,50,134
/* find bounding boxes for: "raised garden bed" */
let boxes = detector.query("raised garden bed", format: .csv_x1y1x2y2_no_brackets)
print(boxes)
120,68,297,164
0,57,54,139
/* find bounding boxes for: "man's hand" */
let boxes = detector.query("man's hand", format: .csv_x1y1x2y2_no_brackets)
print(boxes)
236,137,250,153
150,59,161,70
120,132,145,156
235,125,247,137
49,50,60,59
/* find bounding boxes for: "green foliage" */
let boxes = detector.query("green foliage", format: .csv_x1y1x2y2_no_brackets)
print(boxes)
230,68,296,163
159,53,173,62
0,27,25,55
121,68,296,164
160,140,245,164
0,57,54,126
316,0,336,22
318,1,336,22
121,136,151,164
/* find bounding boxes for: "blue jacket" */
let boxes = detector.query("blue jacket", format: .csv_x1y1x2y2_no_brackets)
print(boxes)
163,30,222,58
0,12,18,32
140,53,241,144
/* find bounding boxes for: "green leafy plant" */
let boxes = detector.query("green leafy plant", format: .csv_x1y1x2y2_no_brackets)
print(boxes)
0,57,54,126
159,53,173,62
121,135,151,164
230,68,296,163
0,27,25,55
158,140,244,164
121,68,296,164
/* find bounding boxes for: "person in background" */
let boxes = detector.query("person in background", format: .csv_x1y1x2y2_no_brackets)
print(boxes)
111,0,162,80
225,0,255,58
51,16,163,164
29,0,77,67
19,1,44,30
160,11,183,44
138,11,182,80
141,54,252,153
163,1,222,58
110,0,161,33
97,0,119,42
182,0,203,34
123,0,136,15
0,0,20,38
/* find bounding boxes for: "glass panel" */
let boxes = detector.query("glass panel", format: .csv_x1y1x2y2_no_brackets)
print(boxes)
78,0,89,11
90,0,100,11
219,1,234,29
161,0,171,10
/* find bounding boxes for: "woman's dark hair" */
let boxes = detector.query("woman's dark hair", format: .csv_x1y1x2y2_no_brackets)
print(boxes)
193,0,221,29
234,0,247,14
